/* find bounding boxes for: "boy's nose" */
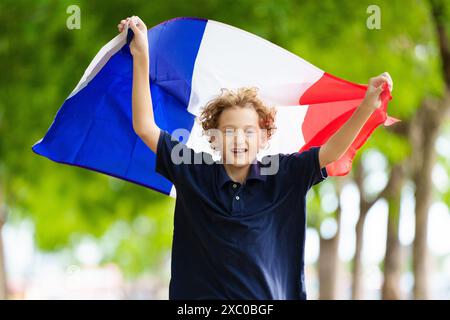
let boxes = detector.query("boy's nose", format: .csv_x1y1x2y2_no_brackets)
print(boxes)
234,129,246,143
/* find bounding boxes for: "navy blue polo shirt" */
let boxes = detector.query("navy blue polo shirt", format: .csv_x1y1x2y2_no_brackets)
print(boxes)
155,129,328,300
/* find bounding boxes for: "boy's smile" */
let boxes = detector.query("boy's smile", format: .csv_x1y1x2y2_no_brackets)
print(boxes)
216,105,265,167
231,147,248,155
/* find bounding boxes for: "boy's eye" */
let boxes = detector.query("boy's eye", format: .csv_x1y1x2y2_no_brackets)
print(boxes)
245,129,256,136
224,129,235,136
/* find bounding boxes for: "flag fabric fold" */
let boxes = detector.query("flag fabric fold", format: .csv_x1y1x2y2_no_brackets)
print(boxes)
32,17,398,197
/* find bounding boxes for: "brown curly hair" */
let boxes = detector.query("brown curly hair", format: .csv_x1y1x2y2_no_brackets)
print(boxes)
197,87,277,145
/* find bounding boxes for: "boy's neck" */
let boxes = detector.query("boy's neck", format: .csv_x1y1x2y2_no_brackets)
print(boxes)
223,163,251,184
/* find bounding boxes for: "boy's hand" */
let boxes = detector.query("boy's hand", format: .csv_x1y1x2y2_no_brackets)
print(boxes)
318,71,393,168
359,72,393,112
118,16,149,59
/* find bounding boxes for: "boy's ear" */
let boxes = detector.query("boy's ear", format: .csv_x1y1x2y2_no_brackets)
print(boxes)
210,135,216,150
210,135,219,151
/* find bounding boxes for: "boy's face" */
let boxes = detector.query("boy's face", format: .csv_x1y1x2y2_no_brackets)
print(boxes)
215,105,266,166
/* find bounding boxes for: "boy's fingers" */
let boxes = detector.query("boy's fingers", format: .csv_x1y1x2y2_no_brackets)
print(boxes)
370,75,389,88
381,72,392,83
376,84,384,94
380,75,392,91
129,18,140,33
131,16,147,31
383,72,393,91
136,16,147,28
118,18,130,33
118,16,145,35
132,16,141,25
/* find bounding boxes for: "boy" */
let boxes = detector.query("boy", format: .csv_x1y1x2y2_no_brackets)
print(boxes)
119,16,393,299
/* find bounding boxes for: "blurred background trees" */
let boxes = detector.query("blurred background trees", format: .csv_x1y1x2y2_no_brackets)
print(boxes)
0,0,449,299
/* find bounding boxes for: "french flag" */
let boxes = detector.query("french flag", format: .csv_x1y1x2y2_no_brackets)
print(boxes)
32,17,398,197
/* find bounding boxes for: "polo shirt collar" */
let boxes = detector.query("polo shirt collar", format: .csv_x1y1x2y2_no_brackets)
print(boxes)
217,160,267,187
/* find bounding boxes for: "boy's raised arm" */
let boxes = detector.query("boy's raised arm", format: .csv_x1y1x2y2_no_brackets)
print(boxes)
318,72,393,169
119,16,160,153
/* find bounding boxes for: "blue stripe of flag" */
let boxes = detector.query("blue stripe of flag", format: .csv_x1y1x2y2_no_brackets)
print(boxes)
32,18,208,195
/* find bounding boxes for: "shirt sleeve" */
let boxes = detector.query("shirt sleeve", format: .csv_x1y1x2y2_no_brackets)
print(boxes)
285,146,328,192
155,129,197,185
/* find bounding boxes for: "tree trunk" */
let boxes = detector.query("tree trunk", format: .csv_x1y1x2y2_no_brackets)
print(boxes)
352,208,367,300
382,164,405,300
0,187,7,300
318,211,341,299
351,164,372,300
351,162,390,300
410,102,442,299
412,0,450,298
318,177,344,300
